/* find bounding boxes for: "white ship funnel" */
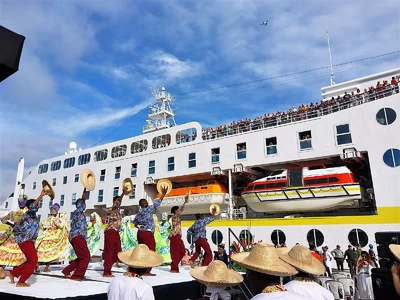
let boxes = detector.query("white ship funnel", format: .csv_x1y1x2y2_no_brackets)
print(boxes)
11,157,24,211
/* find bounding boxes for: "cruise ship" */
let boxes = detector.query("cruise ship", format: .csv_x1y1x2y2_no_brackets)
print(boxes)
2,68,400,253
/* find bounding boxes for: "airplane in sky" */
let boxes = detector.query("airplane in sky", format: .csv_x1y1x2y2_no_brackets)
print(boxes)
260,20,268,26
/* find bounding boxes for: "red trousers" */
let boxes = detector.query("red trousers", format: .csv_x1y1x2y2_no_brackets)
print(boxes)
62,235,90,280
190,237,212,266
169,234,185,272
103,229,122,275
137,231,156,273
11,241,38,284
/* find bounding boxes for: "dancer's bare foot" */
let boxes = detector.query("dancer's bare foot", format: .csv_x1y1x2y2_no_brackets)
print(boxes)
35,266,40,273
16,282,31,287
115,262,120,268
103,274,114,278
43,268,51,273
63,273,71,278
69,277,83,282
169,270,179,273
189,261,195,269
143,273,156,276
0,268,5,279
7,271,15,284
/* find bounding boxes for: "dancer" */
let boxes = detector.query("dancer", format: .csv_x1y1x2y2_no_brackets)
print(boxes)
108,244,163,300
169,191,190,273
119,216,137,251
133,186,168,276
35,203,69,273
7,188,47,287
356,251,375,299
281,245,334,300
62,188,90,281
103,187,127,277
188,206,217,268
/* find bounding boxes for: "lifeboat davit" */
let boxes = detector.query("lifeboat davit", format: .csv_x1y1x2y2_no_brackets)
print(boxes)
241,165,361,213
155,180,230,215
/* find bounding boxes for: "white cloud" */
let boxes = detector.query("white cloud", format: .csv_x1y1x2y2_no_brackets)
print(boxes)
111,68,131,80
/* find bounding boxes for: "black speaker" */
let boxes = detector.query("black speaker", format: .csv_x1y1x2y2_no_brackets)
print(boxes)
371,268,400,299
375,232,400,245
0,25,25,82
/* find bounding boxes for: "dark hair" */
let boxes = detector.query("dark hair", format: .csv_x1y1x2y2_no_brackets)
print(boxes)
113,196,119,202
218,244,225,249
128,267,147,276
139,199,147,207
195,213,202,220
171,206,179,214
25,199,35,208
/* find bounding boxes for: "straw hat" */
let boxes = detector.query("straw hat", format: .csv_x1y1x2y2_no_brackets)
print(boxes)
276,247,290,256
231,243,298,277
209,203,221,215
122,178,134,196
118,244,163,268
42,180,55,199
280,245,326,276
80,169,96,191
157,179,172,195
389,244,400,261
190,260,243,287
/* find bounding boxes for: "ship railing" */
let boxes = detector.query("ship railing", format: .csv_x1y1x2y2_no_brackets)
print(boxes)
142,119,174,132
202,83,399,140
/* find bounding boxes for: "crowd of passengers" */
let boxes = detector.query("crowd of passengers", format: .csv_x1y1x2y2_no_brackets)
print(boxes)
202,76,400,140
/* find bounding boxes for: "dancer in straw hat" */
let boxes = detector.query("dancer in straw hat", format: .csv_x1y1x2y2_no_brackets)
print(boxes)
169,190,190,273
389,244,400,296
107,244,163,300
231,243,309,299
7,188,48,287
103,184,129,277
280,245,334,300
187,206,217,268
133,185,169,276
190,260,243,300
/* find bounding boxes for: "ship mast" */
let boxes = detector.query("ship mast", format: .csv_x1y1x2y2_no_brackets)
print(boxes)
143,87,176,133
326,31,335,86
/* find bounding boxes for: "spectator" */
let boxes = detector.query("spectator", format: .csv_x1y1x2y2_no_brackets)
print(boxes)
368,244,379,268
331,245,344,271
356,251,375,300
322,246,333,277
181,248,192,266
214,244,228,266
344,245,356,277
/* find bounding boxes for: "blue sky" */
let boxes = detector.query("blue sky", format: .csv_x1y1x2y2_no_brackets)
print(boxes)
0,0,399,202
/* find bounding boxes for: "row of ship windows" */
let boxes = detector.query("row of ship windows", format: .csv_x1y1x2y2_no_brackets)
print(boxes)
205,228,370,248
37,108,399,175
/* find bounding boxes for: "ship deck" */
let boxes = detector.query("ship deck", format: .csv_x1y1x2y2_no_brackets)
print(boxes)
0,262,201,300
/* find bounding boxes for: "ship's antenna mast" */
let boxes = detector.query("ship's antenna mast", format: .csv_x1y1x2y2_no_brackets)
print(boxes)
326,31,335,86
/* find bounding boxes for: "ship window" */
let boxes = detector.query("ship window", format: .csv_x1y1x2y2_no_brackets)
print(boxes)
376,107,396,125
78,153,91,165
86,191,90,200
131,163,137,177
52,178,56,186
129,184,136,199
237,142,247,159
269,170,284,176
98,190,104,203
308,165,325,170
50,161,61,171
266,137,277,155
100,169,106,182
239,230,253,248
113,187,119,197
336,124,352,145
188,153,196,168
72,193,77,205
149,160,155,174
187,231,194,244
168,157,175,171
63,176,67,184
111,145,127,158
271,229,286,246
38,163,49,174
211,230,223,245
60,195,65,206
37,215,41,221
304,177,339,185
348,228,368,248
152,134,171,149
176,128,197,144
115,166,121,179
49,199,53,206
5,202,8,209
94,149,108,162
74,174,79,182
33,182,36,189
131,140,148,154
299,130,312,150
39,198,43,208
63,157,75,169
306,229,324,247
255,182,287,189
383,148,400,168
211,148,220,164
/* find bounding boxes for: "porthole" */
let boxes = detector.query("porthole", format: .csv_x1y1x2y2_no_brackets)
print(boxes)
211,230,223,245
383,149,400,168
186,232,194,245
348,228,368,248
239,230,253,246
271,229,286,246
306,229,324,247
376,108,396,125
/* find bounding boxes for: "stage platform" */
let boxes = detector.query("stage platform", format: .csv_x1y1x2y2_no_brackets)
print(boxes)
0,262,202,300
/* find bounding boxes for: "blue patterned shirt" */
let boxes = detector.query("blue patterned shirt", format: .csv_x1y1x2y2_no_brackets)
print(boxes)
133,199,161,233
70,199,87,240
187,216,215,243
14,204,39,244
